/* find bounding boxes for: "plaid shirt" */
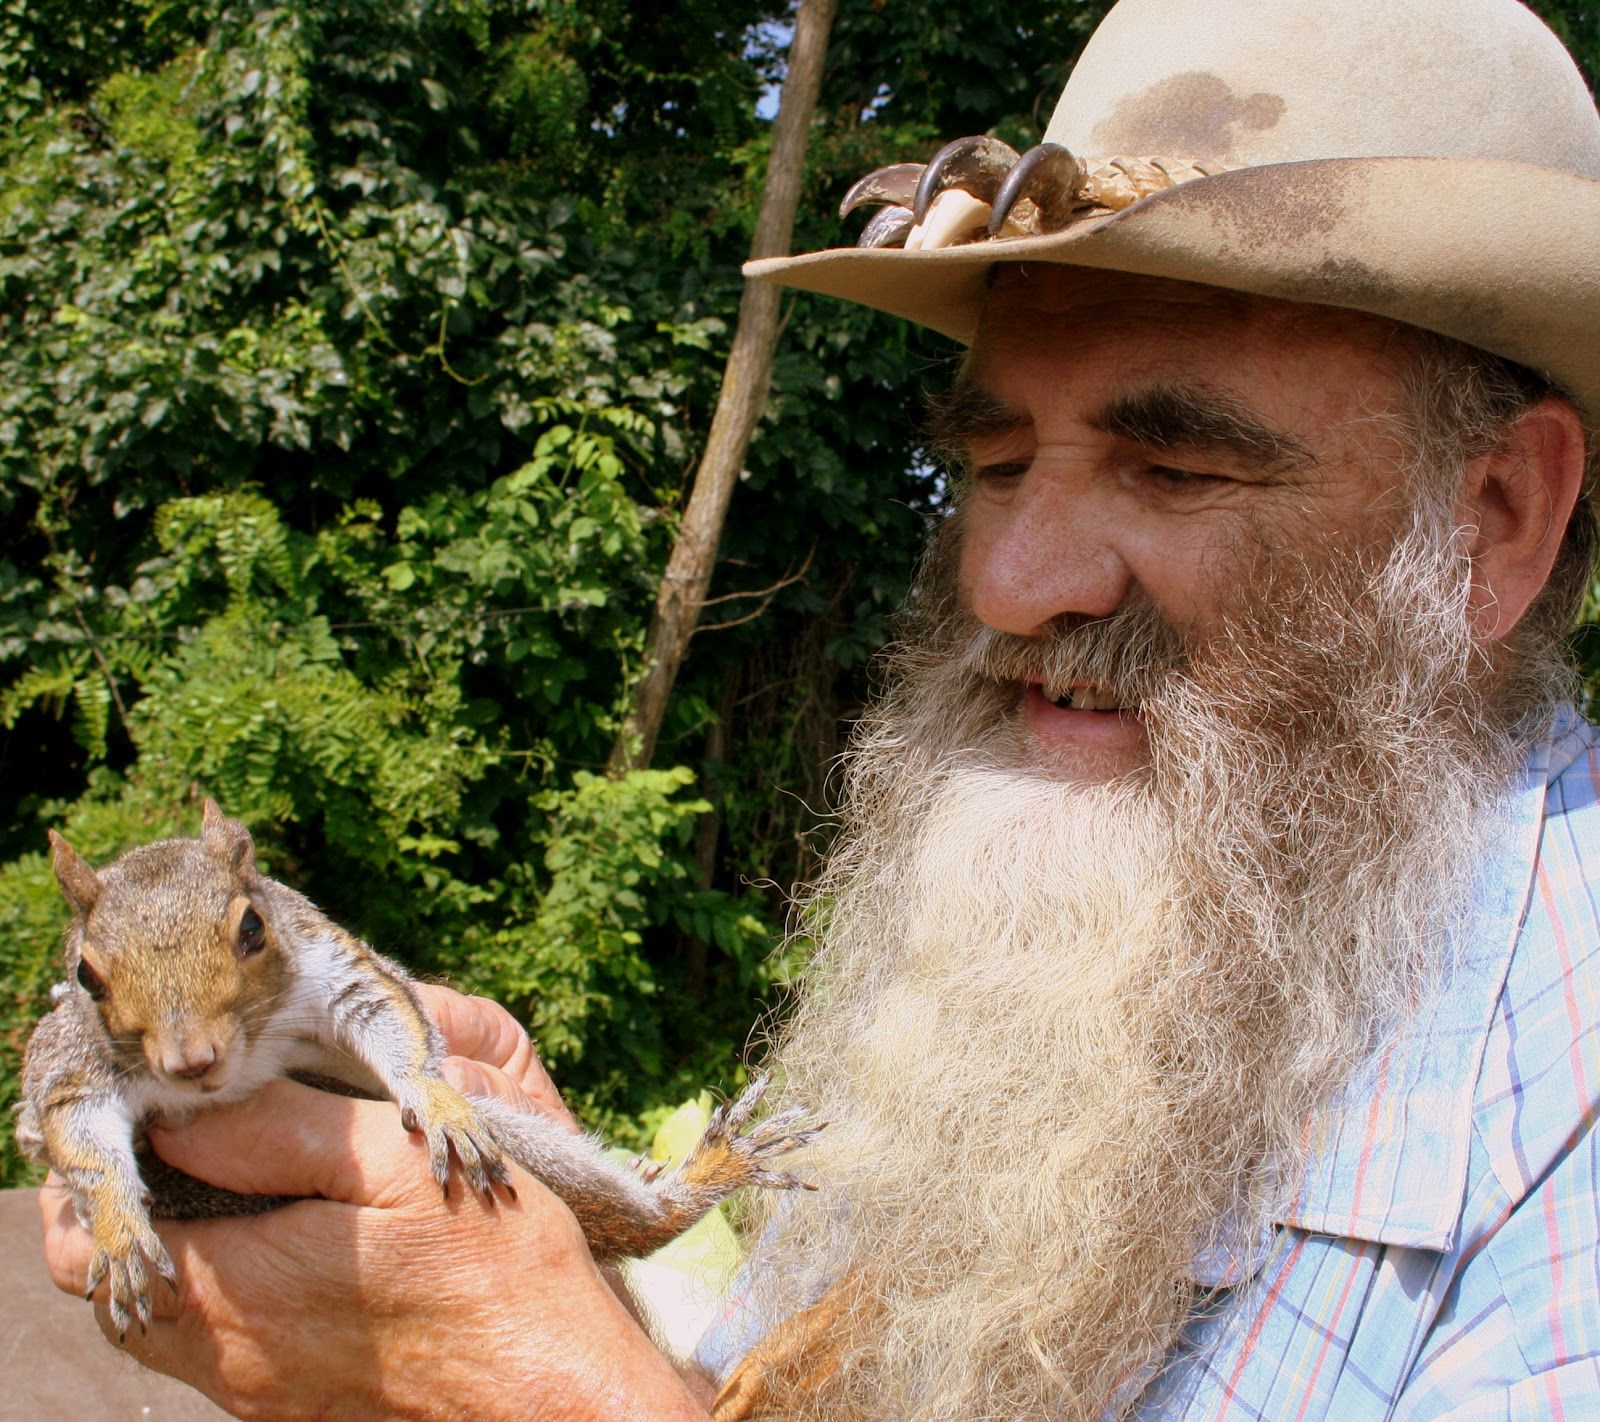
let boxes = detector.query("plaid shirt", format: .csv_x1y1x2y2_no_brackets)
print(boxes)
697,708,1600,1416
1139,707,1600,1417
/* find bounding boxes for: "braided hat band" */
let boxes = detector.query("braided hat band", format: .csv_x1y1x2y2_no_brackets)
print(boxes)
841,136,1237,251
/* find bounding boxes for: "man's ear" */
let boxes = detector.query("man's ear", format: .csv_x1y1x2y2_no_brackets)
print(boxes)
1458,396,1587,642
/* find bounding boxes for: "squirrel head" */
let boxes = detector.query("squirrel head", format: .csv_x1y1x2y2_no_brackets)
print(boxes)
49,799,292,1094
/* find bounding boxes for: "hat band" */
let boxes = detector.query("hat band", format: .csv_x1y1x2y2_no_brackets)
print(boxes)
839,136,1238,251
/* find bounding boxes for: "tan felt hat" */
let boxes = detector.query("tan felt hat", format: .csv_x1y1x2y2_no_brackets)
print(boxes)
748,0,1600,419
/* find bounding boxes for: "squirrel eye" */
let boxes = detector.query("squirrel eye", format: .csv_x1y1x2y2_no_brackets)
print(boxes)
75,956,106,1001
237,906,266,957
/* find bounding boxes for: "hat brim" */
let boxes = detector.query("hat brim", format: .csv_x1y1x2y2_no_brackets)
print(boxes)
748,157,1600,421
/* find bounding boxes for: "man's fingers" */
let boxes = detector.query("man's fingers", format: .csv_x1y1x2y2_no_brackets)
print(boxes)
147,1077,431,1205
416,983,523,1066
39,1174,93,1297
416,984,576,1129
91,1303,229,1404
440,1055,533,1119
442,1057,581,1136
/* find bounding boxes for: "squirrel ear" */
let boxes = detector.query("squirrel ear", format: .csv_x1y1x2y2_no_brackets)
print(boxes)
48,830,101,918
200,798,256,878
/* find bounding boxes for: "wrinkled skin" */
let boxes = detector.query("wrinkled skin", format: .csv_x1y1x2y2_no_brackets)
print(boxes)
38,984,709,1422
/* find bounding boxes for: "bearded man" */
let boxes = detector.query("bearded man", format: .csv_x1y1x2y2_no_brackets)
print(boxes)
37,0,1600,1418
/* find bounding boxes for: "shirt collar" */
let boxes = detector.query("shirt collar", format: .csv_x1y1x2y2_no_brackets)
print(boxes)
1192,710,1583,1288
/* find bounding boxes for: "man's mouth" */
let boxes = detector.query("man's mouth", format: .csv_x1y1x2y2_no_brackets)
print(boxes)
1018,681,1149,778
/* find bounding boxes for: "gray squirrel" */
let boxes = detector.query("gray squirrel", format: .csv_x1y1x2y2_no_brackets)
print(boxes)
18,800,817,1338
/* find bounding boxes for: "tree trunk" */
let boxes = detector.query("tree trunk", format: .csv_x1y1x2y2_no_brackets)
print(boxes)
609,0,838,774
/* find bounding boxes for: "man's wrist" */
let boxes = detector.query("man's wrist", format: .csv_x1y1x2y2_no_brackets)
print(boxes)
541,1271,713,1422
550,1346,712,1422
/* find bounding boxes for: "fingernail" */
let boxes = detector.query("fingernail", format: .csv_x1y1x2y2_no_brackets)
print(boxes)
441,1059,480,1094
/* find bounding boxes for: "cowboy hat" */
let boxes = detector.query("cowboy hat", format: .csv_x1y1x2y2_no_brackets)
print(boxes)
747,0,1600,418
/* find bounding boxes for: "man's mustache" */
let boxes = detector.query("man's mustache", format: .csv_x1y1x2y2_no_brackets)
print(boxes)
950,600,1190,707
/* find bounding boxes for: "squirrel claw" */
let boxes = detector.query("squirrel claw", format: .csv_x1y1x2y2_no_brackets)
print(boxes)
716,1074,770,1135
84,1249,108,1300
91,1224,169,1340
747,1168,815,1191
407,1079,511,1207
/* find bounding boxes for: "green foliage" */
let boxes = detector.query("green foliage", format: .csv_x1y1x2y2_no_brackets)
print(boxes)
3,0,1598,1189
456,765,773,1135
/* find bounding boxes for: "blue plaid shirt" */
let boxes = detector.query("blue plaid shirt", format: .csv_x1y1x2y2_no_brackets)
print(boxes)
1137,706,1600,1417
698,707,1600,1416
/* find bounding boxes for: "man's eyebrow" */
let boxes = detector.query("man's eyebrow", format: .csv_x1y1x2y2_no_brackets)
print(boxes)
1094,385,1316,471
921,380,1030,464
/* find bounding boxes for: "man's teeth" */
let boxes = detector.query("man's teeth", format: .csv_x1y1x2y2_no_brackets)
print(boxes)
1049,686,1128,712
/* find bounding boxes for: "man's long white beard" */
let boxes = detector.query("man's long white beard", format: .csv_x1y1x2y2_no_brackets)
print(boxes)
738,508,1567,1420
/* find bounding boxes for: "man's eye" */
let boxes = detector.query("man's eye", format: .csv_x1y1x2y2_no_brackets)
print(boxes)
1146,465,1225,489
973,461,1029,482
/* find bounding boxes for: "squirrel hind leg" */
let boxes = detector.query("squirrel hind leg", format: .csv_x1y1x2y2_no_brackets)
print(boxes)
669,1077,825,1201
613,1078,825,1256
467,1093,669,1257
466,1086,823,1262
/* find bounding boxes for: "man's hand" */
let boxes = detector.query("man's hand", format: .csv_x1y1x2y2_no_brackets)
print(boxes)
415,984,580,1128
38,986,709,1422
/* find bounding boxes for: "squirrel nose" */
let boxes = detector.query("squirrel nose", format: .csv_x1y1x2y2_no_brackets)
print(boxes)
163,1042,221,1080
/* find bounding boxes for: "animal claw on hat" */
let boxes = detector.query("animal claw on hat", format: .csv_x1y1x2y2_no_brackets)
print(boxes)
857,204,917,249
839,162,923,220
987,143,1087,237
841,141,1233,249
912,134,1021,222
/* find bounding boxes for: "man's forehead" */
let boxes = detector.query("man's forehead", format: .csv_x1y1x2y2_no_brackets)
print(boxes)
964,263,1417,440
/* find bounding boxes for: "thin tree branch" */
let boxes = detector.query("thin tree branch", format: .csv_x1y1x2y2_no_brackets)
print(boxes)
607,0,838,775
697,543,816,609
70,606,132,734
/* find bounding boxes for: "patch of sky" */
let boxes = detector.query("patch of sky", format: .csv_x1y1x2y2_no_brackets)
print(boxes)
746,15,794,119
861,83,892,123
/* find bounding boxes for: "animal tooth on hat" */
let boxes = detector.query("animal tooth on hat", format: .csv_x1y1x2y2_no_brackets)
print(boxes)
904,188,993,251
911,134,1021,222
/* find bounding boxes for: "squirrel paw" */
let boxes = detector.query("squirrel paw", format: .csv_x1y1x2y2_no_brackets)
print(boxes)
398,1078,512,1202
679,1075,825,1195
84,1211,177,1339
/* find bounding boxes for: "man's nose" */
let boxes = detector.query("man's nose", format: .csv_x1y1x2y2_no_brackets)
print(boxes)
960,471,1132,637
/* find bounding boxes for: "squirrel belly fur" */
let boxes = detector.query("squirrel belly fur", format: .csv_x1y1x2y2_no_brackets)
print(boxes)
19,799,819,1339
